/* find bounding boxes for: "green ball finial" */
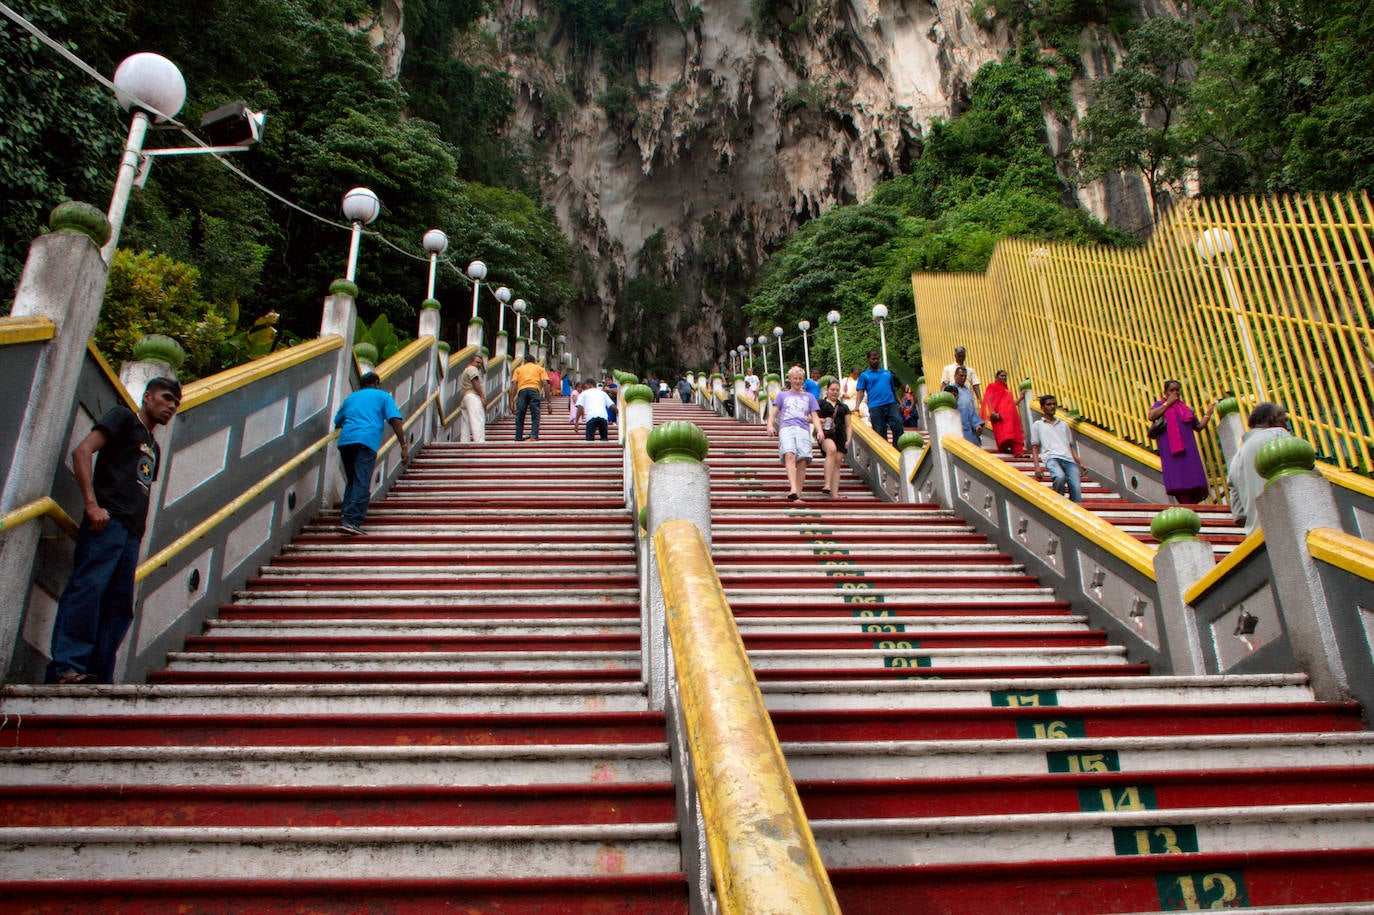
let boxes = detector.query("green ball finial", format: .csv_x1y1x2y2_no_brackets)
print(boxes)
1255,435,1316,483
926,391,957,412
1215,397,1241,419
353,342,379,363
49,201,112,246
329,278,359,297
421,297,441,311
131,333,186,368
1150,507,1201,545
646,421,709,464
896,431,926,451
622,383,655,404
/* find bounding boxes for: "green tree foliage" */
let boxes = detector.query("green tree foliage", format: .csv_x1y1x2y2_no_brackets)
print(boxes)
548,0,684,71
3,0,577,380
1186,0,1374,194
1074,17,1194,221
97,250,236,381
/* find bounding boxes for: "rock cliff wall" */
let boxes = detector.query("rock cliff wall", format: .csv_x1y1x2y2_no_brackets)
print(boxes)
425,0,1174,372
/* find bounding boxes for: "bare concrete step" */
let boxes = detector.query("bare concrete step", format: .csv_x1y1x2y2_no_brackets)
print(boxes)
162,651,641,672
0,823,681,880
782,732,1374,781
758,674,1318,711
0,682,653,716
810,803,1374,867
0,743,670,786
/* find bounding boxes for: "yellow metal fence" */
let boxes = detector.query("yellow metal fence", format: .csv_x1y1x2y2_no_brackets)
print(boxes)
913,192,1374,495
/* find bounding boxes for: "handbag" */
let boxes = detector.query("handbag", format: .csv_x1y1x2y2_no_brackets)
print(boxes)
1147,416,1167,439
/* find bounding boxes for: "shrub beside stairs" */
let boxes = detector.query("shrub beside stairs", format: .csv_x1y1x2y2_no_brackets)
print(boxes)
656,398,1374,913
0,404,690,913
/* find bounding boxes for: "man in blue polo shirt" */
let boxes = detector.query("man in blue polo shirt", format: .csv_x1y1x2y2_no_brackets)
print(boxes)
333,372,408,534
854,349,903,447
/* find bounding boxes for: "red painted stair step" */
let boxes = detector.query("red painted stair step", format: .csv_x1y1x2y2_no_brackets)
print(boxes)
737,631,1110,650
751,663,1151,681
767,701,1363,742
0,782,676,827
1,711,668,748
216,603,640,620
243,574,640,590
147,668,641,685
181,634,642,653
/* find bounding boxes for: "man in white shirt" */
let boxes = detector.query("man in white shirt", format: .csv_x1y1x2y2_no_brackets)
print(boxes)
940,346,983,405
457,353,486,443
1030,394,1086,502
575,381,614,441
1226,402,1292,533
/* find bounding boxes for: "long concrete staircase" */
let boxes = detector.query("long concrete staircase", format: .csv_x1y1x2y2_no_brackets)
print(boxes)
654,398,1374,913
0,401,689,913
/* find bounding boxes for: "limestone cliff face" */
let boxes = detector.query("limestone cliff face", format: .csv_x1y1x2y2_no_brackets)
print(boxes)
442,1,1172,372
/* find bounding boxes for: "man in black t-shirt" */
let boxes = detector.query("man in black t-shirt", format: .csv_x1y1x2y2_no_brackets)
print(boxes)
46,377,181,685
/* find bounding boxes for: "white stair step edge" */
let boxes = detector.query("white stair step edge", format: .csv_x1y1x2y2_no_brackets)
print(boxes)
0,824,681,880
0,682,653,716
782,732,1374,780
203,619,641,636
732,615,1093,632
0,743,670,786
723,587,1060,602
711,544,1003,555
253,566,637,579
229,589,639,605
810,803,1374,868
713,564,1029,576
758,674,1317,710
283,544,633,556
162,650,641,671
741,647,1130,669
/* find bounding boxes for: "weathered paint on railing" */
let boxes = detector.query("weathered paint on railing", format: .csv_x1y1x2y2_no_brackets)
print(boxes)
177,336,344,412
654,519,840,915
0,496,78,539
1184,528,1267,605
1308,527,1374,582
0,315,55,345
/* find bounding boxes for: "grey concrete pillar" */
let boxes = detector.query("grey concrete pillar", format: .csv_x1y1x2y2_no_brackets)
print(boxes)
923,392,963,510
1149,508,1211,675
643,422,712,712
0,204,114,675
1253,437,1351,701
897,431,927,503
1216,397,1244,466
319,279,360,510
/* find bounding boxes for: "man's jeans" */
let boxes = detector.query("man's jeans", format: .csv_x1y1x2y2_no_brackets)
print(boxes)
585,417,609,440
515,388,542,439
868,401,904,447
1045,457,1083,502
339,443,377,528
46,517,141,683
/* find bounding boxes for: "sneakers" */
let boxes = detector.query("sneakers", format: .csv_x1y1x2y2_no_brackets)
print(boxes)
338,523,365,535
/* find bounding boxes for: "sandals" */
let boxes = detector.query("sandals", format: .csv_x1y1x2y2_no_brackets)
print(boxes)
820,488,832,496
786,492,800,501
55,671,97,685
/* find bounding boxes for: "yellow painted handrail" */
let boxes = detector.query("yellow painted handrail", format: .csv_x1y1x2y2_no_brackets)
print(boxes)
1183,528,1266,605
629,426,650,529
737,392,760,415
941,433,1158,578
0,496,79,539
849,414,900,473
136,430,338,582
178,336,343,412
654,520,840,915
447,344,479,371
1308,527,1374,583
0,315,55,346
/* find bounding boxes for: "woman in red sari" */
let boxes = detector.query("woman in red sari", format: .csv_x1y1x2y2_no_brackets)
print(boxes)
982,369,1025,456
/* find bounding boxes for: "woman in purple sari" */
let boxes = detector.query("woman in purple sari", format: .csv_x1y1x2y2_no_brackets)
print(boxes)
1148,379,1217,504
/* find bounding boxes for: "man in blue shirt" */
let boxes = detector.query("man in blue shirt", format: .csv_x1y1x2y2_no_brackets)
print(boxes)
803,367,822,399
333,372,407,534
854,350,903,447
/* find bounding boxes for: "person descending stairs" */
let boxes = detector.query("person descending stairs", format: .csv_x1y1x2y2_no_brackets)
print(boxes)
654,396,1374,913
0,396,690,913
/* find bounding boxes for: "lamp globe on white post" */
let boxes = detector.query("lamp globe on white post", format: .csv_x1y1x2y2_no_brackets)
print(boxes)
422,229,447,299
494,286,512,335
341,187,381,283
757,329,770,375
1197,228,1265,400
511,297,526,340
773,325,784,371
537,316,548,348
872,303,889,369
745,336,755,372
826,310,842,378
105,53,187,263
557,334,567,362
466,260,488,321
798,319,812,377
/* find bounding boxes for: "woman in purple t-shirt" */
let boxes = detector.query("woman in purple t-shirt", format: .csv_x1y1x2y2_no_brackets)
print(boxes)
767,365,826,501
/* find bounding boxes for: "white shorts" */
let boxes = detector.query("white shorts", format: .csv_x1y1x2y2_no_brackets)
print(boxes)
778,426,814,462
